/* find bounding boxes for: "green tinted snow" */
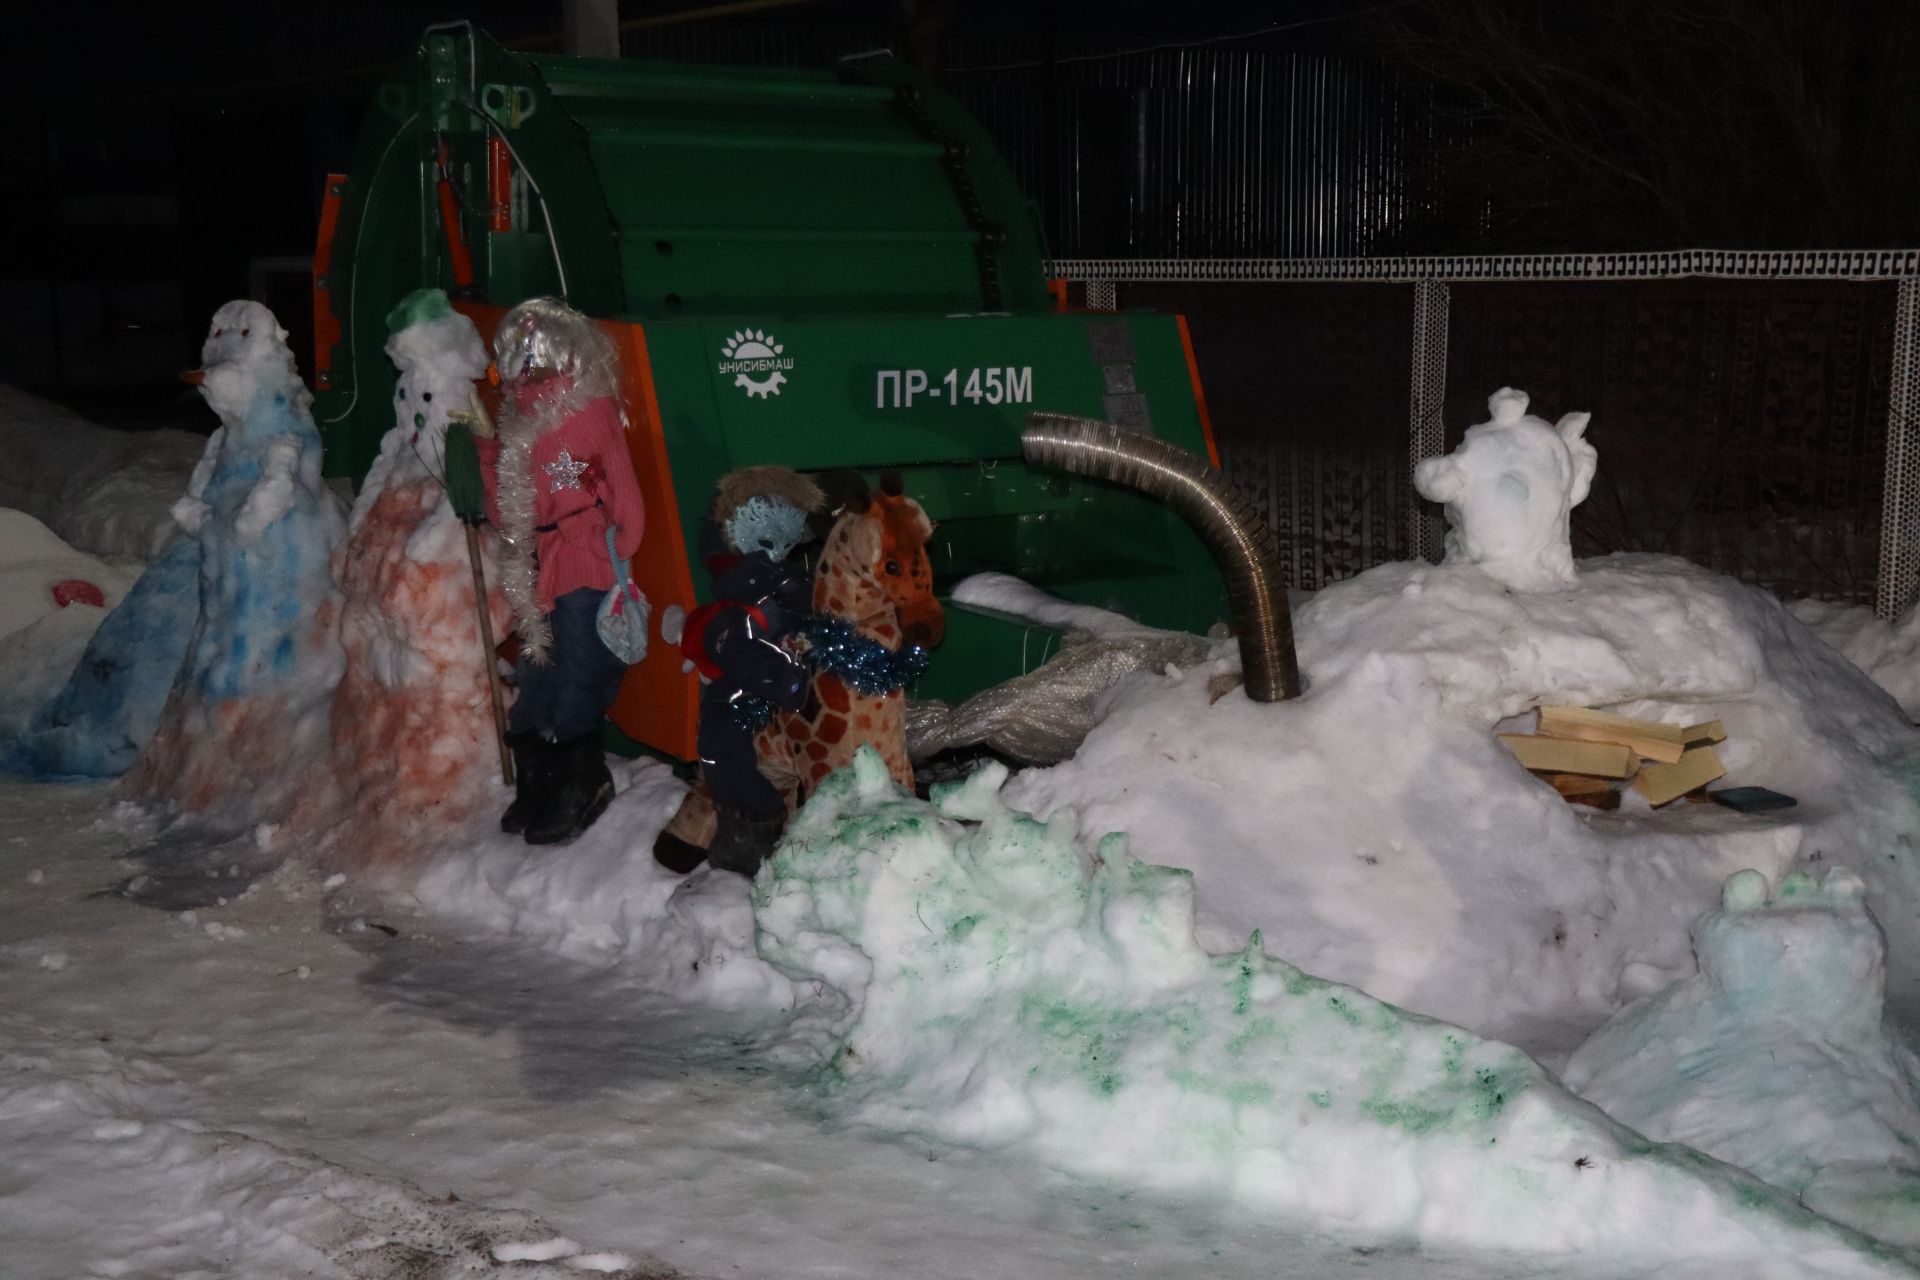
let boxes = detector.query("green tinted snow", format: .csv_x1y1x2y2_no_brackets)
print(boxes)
746,749,1904,1271
385,287,454,336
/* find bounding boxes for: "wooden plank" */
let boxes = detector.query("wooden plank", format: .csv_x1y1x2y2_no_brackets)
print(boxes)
1682,719,1727,745
1540,772,1622,811
1633,745,1727,807
1498,734,1636,778
1537,706,1688,764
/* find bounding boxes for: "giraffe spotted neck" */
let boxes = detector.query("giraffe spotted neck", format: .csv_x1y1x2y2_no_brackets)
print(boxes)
814,521,903,648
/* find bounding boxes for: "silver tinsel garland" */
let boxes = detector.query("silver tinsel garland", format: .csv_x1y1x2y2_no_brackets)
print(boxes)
495,380,608,664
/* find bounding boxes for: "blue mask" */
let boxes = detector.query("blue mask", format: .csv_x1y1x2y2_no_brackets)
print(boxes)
725,495,810,562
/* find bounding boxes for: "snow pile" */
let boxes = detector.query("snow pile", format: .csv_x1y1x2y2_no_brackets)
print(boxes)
0,383,207,562
1413,388,1597,592
1004,554,1920,1055
0,508,131,639
323,292,513,868
1566,866,1920,1246
1791,598,1920,721
0,510,137,748
403,758,792,1012
952,571,1166,638
124,302,345,825
751,750,1902,1274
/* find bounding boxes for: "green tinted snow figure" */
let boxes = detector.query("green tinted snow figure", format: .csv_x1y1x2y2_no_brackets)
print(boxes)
1565,866,1920,1242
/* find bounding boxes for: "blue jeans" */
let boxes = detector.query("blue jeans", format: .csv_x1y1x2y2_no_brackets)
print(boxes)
508,588,630,741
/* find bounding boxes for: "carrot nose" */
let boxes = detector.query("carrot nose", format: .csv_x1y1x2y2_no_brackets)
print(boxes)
180,369,206,386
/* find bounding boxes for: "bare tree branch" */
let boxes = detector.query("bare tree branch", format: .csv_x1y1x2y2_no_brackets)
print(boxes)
1365,0,1920,250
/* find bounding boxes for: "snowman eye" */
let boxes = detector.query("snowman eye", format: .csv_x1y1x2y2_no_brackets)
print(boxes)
396,387,406,398
421,392,433,402
241,328,250,337
215,328,224,337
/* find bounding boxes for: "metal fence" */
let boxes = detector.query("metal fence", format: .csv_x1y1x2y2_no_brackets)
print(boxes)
624,27,1454,261
1056,253,1920,619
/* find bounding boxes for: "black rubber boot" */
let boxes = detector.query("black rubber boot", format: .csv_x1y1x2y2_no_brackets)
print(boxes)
706,805,786,879
653,829,709,875
499,732,547,835
525,734,616,846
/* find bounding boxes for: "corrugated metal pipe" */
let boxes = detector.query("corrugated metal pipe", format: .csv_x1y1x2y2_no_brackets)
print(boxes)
1021,413,1301,702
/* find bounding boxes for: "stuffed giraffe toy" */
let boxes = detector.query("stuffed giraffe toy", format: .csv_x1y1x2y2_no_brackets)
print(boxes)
755,471,945,802
653,471,944,878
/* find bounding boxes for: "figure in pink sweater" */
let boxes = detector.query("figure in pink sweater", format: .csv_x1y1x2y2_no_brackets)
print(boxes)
475,297,645,845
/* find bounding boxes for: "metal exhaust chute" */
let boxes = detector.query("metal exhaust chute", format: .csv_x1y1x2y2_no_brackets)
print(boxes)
1020,413,1301,702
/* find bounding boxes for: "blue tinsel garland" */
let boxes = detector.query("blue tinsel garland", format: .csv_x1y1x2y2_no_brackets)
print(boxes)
723,615,930,730
795,614,931,696
727,693,776,731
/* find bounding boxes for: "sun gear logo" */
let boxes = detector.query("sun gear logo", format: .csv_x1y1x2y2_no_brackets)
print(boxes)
717,329,792,399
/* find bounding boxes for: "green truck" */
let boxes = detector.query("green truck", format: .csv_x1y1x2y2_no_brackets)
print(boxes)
312,25,1226,759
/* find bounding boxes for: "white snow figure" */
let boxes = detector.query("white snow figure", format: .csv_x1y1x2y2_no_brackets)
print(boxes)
128,302,345,823
1564,867,1920,1245
1414,387,1597,591
350,290,493,532
325,289,509,868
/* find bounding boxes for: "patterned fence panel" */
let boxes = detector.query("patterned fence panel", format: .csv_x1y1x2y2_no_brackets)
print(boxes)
1120,282,1415,590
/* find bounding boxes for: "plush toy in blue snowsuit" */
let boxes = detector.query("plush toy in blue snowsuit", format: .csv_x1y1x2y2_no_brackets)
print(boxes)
653,467,824,877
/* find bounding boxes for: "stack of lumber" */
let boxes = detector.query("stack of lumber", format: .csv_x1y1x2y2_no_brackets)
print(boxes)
1498,706,1728,808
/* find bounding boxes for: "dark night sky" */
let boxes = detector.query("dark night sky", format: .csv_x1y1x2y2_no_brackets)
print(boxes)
2,2,1372,400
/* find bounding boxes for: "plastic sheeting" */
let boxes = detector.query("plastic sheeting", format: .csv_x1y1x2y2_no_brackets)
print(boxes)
908,626,1212,766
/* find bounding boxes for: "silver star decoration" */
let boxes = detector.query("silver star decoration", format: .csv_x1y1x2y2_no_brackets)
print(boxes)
543,449,589,492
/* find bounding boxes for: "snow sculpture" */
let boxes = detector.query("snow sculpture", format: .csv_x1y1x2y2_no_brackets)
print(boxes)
1414,387,1596,591
7,307,338,779
125,302,345,822
325,289,509,866
1565,866,1920,1245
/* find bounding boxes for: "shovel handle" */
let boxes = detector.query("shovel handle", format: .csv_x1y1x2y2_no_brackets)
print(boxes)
465,523,514,786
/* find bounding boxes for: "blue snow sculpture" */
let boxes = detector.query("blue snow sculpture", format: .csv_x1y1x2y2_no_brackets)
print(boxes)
7,300,343,782
181,351,338,706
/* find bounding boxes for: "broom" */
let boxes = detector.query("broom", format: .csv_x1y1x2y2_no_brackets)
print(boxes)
443,418,515,786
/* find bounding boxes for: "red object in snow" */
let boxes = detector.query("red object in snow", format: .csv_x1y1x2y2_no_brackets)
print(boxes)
51,579,105,609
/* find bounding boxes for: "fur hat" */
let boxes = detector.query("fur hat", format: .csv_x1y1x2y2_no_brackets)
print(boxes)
710,466,825,524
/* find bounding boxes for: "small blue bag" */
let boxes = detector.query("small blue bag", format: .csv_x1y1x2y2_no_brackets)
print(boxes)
597,525,649,664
